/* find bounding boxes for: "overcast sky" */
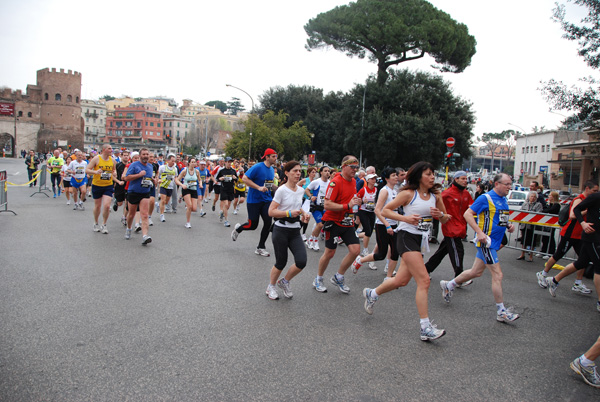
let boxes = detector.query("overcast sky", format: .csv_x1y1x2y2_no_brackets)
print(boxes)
1,0,596,139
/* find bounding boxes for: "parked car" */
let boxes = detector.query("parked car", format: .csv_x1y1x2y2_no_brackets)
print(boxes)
507,190,529,208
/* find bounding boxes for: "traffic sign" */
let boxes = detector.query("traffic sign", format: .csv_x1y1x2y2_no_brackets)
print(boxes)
446,137,455,148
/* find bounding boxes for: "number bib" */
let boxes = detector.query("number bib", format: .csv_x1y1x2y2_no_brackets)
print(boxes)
264,180,274,189
141,178,153,188
341,213,355,226
364,201,375,212
498,210,510,227
417,216,433,232
100,171,112,181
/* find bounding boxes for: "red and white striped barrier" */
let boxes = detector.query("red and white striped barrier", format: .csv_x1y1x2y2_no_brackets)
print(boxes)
509,210,560,228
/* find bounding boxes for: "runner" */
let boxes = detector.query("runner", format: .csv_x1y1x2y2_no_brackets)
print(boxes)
312,155,362,294
438,173,519,323
195,160,210,217
362,161,448,341
305,166,331,251
175,158,199,228
147,152,159,227
570,334,600,388
298,167,316,241
231,148,278,257
67,150,89,210
545,190,600,310
61,156,73,205
123,148,154,245
232,167,247,216
211,158,225,212
355,173,378,257
351,168,399,276
157,154,178,222
47,149,64,198
86,144,119,234
537,180,599,293
265,161,310,300
424,171,474,283
215,157,238,227
113,150,130,226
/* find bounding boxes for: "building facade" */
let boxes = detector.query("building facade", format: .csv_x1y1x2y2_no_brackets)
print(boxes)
81,99,107,151
105,105,165,146
514,130,555,187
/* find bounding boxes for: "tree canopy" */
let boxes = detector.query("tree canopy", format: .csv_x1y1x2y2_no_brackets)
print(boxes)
541,0,600,127
205,100,227,113
227,97,245,115
304,0,477,85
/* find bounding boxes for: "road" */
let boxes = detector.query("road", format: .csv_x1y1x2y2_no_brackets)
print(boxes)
0,157,598,401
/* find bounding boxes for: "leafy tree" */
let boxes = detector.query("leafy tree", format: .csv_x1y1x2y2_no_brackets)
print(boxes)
205,100,227,113
100,95,115,101
478,131,510,172
227,97,245,115
304,0,477,85
225,111,311,161
541,0,600,127
134,97,143,101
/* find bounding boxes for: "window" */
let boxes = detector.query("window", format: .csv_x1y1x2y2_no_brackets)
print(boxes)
44,93,49,100
67,95,72,102
137,122,141,128
150,122,154,127
76,97,79,103
541,145,545,152
534,146,538,153
522,147,525,154
185,123,188,128
157,123,161,128
27,112,32,117
145,122,148,126
18,111,23,117
55,93,61,101
533,162,537,173
177,122,180,127
148,132,153,136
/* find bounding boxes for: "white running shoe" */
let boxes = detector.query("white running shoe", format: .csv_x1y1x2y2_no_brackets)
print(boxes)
536,271,548,288
66,200,70,205
148,217,154,226
301,234,307,242
233,208,238,215
142,235,152,245
231,223,241,241
121,216,127,226
185,222,192,229
351,256,362,274
100,225,108,234
160,214,165,222
255,248,270,257
313,277,327,293
572,283,592,294
124,228,132,240
277,278,293,299
266,285,279,300
93,223,100,232
312,241,320,251
306,239,314,250
368,262,377,270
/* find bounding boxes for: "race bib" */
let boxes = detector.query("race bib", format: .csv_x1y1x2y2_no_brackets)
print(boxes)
341,213,355,226
264,180,274,189
365,201,375,212
498,210,510,227
417,216,433,232
141,177,153,188
100,172,112,180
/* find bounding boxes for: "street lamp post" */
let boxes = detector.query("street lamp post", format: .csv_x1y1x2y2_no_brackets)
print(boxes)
226,84,254,160
509,123,527,183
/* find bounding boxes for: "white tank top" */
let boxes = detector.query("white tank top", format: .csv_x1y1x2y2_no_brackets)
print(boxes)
397,190,436,236
376,185,398,226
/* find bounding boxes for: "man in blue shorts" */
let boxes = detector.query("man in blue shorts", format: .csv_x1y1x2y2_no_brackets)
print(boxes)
440,173,519,323
231,148,277,257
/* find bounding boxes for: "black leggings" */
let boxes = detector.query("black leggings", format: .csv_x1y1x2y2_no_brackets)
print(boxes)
573,241,600,274
272,225,307,270
552,236,581,262
373,224,399,261
425,236,465,276
357,210,375,237
236,201,272,249
50,172,61,192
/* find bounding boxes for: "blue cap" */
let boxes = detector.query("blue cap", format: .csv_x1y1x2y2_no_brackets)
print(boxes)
453,170,467,180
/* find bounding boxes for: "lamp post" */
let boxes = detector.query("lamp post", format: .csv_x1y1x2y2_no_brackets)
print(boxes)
226,84,254,160
509,123,527,183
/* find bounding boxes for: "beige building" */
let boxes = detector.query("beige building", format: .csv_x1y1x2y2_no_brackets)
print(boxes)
81,99,107,150
180,99,219,118
105,97,136,114
163,114,194,154
549,128,600,193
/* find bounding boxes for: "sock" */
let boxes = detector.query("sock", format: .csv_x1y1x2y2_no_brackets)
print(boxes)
553,278,559,285
317,275,323,281
362,247,368,254
335,273,344,281
574,279,582,285
541,271,547,277
420,318,430,329
447,280,457,291
370,289,379,299
580,355,594,367
496,303,505,312
356,257,362,264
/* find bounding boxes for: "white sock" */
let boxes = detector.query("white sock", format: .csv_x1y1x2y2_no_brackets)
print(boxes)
496,303,505,312
420,318,430,329
335,273,344,281
580,355,594,367
574,279,582,285
356,257,362,264
317,275,323,281
447,279,457,291
370,289,379,299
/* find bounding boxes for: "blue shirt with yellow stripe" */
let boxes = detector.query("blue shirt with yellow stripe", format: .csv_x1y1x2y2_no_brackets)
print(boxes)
469,189,510,250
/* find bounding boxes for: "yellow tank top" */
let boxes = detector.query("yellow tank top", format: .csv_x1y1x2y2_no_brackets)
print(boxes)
92,155,114,187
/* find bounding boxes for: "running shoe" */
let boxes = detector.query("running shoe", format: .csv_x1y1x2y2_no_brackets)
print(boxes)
155,202,160,213
455,279,473,288
361,248,369,257
497,307,519,323
233,208,238,215
66,200,70,205
112,198,118,212
277,278,293,299
384,260,389,274
255,248,270,257
224,220,230,227
160,214,165,222
440,280,453,303
78,203,85,211
266,285,279,300
597,301,600,313
100,225,108,234
125,228,132,240
313,277,327,293
219,211,224,222
142,235,152,245
312,241,320,252
53,193,57,198
301,234,307,242
420,321,446,341
185,222,192,229
572,283,592,294
148,217,154,226
73,204,78,210
368,262,377,270
330,275,350,294
121,216,127,226
58,190,61,197
351,256,362,274
231,223,241,241
135,224,142,233
546,277,558,297
536,271,548,288
93,223,100,232
200,210,206,217
362,288,377,315
212,205,215,211
570,356,600,388
306,239,314,250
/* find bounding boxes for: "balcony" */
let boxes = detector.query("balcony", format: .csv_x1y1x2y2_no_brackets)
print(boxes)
85,112,99,119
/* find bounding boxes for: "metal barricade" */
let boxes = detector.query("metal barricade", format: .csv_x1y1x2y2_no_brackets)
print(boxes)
0,170,17,215
503,209,577,263
30,165,50,197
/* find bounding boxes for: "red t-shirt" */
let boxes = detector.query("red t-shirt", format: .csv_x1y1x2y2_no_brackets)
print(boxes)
322,173,357,226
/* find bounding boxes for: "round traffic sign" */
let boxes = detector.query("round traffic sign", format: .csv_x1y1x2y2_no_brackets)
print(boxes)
446,137,455,148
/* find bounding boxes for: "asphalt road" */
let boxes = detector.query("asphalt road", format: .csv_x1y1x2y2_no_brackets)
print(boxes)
0,157,598,401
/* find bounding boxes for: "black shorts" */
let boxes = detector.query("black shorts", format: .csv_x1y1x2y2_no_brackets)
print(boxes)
127,191,150,205
396,230,425,256
220,188,234,201
114,187,126,203
214,185,221,195
234,189,245,198
324,223,360,249
182,188,198,199
62,179,71,188
573,241,600,274
159,187,173,197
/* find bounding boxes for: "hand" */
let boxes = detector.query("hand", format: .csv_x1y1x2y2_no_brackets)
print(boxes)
507,223,515,233
386,227,394,235
182,184,187,190
260,186,267,192
430,207,443,219
583,222,596,234
476,232,488,244
405,214,420,226
291,209,302,218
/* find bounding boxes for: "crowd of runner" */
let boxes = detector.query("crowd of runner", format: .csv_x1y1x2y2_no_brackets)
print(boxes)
24,144,600,388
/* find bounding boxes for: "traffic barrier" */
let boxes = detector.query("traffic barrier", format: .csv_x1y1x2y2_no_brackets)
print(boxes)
0,170,17,215
30,165,50,197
